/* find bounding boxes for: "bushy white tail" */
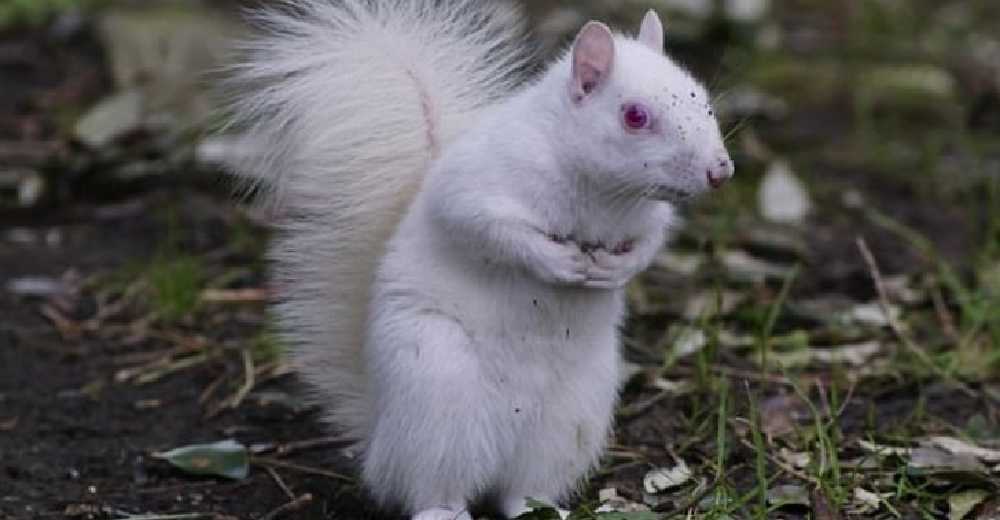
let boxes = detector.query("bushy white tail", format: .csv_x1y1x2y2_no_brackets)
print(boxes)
223,0,531,439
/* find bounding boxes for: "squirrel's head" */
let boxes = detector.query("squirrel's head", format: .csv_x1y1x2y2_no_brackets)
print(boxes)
558,10,734,201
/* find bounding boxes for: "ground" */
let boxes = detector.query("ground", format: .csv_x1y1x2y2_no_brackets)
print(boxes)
1,2,999,520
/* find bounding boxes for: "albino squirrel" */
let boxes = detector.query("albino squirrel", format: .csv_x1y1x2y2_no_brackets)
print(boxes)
226,1,733,519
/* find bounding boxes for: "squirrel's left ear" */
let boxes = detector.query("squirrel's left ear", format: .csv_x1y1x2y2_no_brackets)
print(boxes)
637,9,664,52
570,21,615,102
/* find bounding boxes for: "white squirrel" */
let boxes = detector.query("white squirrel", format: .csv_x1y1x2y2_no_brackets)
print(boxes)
225,1,733,519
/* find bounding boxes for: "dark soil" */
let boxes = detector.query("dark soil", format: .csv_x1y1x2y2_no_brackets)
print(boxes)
1,189,987,520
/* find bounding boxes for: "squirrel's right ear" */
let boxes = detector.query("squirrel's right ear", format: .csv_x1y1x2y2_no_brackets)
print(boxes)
637,10,664,52
570,21,615,103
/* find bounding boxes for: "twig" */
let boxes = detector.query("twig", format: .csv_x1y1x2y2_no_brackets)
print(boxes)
200,288,270,303
275,435,355,455
39,303,80,341
928,283,960,342
251,456,353,482
264,466,296,501
231,348,256,408
834,377,857,420
619,389,670,420
739,438,817,485
855,237,933,367
199,371,228,405
668,364,815,384
259,493,313,520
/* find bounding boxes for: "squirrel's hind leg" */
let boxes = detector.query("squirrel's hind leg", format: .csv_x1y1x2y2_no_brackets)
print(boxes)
497,331,621,519
362,305,505,519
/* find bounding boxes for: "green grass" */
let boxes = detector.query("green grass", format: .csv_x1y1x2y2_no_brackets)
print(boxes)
0,0,103,25
143,251,204,321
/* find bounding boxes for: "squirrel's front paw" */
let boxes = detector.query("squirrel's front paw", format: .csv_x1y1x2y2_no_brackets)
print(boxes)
583,241,638,289
529,235,588,285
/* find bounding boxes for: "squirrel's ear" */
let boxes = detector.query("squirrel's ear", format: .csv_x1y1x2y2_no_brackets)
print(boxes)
570,21,615,102
637,9,664,52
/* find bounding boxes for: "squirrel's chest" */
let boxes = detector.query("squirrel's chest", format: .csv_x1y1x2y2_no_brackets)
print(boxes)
544,200,652,248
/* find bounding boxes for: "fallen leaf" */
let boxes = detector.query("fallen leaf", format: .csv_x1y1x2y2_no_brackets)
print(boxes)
653,251,702,276
758,393,810,438
757,341,883,368
857,439,912,457
649,377,695,395
73,88,145,148
848,488,883,515
949,489,989,520
683,291,746,320
845,302,901,328
153,439,249,480
908,446,988,474
777,448,811,468
767,484,810,507
672,327,707,357
721,250,794,283
759,159,811,225
595,487,653,514
643,459,693,494
925,436,1000,463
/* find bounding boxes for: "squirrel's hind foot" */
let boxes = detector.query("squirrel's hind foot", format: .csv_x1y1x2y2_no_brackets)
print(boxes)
412,507,472,520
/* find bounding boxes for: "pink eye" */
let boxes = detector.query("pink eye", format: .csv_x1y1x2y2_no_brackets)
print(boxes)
621,102,653,131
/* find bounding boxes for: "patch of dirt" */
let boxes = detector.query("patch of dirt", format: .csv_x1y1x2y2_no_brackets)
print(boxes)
0,192,378,520
1,187,989,520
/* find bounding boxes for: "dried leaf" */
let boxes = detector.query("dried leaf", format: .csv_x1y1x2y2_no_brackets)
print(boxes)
653,251,702,276
777,448,811,468
758,393,809,437
767,484,810,507
757,341,882,368
857,439,911,457
925,436,1000,463
721,250,794,283
759,160,811,224
650,377,694,395
848,488,883,515
643,460,693,494
673,327,707,357
595,488,653,515
845,302,901,328
949,490,989,520
683,291,746,320
908,446,988,474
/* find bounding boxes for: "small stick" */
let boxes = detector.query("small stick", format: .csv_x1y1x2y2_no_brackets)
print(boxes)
260,493,313,520
264,466,296,501
275,435,355,455
200,288,271,303
855,237,933,367
251,456,353,482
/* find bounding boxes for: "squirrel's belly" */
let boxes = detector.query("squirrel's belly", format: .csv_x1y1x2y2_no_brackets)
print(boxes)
378,230,625,355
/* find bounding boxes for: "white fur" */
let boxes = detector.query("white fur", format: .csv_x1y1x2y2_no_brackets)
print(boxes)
222,0,530,441
224,2,732,519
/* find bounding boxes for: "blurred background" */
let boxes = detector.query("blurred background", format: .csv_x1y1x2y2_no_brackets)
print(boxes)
1,1,999,519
